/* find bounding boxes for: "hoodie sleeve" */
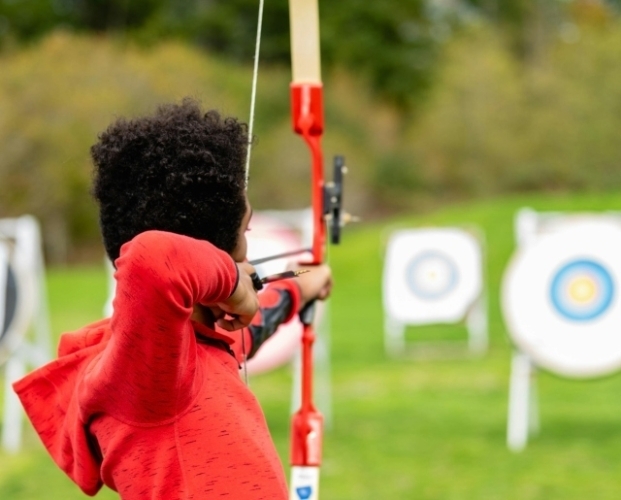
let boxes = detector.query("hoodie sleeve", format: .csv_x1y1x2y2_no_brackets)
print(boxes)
84,230,238,424
223,280,302,363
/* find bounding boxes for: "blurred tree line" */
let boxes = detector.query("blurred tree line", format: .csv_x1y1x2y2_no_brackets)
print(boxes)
1,0,621,262
6,0,617,108
0,0,455,108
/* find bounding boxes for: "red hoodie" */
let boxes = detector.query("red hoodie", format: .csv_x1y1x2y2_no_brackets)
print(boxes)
13,230,298,499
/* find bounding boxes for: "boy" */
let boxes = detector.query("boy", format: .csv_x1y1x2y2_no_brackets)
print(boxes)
13,99,333,499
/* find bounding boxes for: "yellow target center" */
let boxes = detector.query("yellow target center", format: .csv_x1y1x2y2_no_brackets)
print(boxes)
568,277,596,303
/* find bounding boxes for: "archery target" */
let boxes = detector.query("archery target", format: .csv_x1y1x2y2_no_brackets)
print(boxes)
383,228,483,324
246,213,307,277
245,212,307,375
0,216,44,366
502,219,621,378
406,251,458,300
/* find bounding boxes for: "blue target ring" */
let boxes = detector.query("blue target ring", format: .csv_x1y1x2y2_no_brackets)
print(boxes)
549,259,615,321
406,251,458,300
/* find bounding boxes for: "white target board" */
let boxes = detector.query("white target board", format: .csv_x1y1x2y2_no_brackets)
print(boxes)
503,209,621,451
503,219,621,378
0,215,51,453
246,212,308,279
0,216,50,365
383,228,486,356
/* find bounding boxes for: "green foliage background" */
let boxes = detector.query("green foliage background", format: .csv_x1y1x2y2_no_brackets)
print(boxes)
402,21,621,198
0,0,448,107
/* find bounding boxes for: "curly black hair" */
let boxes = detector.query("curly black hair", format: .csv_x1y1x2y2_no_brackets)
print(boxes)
91,98,249,262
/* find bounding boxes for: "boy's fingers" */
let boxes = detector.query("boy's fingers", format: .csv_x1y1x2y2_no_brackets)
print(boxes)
215,318,236,331
216,315,252,331
317,283,332,300
208,306,226,321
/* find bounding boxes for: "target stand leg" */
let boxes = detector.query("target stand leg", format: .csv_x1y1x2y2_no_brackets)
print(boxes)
528,372,540,437
2,353,26,453
466,294,488,355
384,316,405,357
507,351,538,452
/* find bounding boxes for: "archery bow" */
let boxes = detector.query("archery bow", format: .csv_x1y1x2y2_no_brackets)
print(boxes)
245,1,349,497
288,1,347,499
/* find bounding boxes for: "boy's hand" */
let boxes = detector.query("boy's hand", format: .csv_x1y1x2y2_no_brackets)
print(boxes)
214,262,260,331
287,263,333,308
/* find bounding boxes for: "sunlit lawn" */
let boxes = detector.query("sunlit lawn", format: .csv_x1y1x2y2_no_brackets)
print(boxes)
2,191,621,499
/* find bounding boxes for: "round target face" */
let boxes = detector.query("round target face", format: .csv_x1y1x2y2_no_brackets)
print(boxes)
550,260,614,321
502,219,621,378
0,264,18,341
406,252,458,300
383,228,483,325
246,213,306,277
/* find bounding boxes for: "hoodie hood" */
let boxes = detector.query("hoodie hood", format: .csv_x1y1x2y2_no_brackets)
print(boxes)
13,319,111,496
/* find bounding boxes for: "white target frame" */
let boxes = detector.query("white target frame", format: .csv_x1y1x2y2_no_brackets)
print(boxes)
0,216,51,453
382,227,487,357
503,208,621,451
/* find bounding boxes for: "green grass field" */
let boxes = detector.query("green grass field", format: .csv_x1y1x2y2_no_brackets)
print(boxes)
2,191,621,499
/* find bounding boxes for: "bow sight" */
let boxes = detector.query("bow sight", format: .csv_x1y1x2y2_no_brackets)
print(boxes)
324,156,345,245
324,155,358,246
